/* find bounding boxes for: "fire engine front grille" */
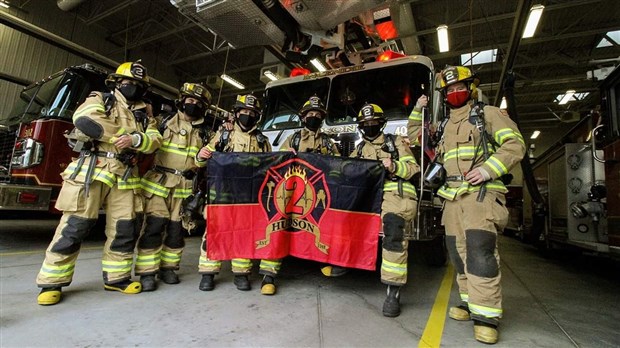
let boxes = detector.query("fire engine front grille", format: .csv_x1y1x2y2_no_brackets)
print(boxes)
335,133,359,157
0,128,16,182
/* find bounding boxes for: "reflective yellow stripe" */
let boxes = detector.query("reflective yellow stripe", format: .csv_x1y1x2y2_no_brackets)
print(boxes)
259,259,282,272
469,303,503,318
39,263,75,277
460,293,469,302
161,250,181,263
199,257,221,267
117,177,141,189
64,163,116,187
102,260,133,272
231,259,252,268
384,182,417,196
494,128,525,146
172,188,192,199
485,156,508,177
437,180,507,200
160,141,200,157
141,178,170,197
444,146,487,161
409,110,422,121
135,254,161,266
73,104,105,119
206,144,216,152
137,133,150,152
381,259,407,276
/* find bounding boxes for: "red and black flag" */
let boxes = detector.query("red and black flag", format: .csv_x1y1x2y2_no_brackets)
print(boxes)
205,152,384,270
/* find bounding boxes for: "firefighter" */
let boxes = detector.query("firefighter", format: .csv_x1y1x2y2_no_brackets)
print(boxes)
136,83,214,291
196,94,279,295
279,95,346,277
416,66,526,344
36,60,162,305
352,103,420,317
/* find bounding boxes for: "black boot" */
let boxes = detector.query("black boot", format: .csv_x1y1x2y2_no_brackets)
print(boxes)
199,274,215,291
233,275,251,291
160,269,180,284
382,285,401,317
140,275,157,292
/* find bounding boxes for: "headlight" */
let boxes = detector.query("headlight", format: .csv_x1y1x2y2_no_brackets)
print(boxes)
11,138,44,169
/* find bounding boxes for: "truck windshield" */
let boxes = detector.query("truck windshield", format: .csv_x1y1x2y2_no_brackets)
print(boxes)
3,72,91,126
261,77,329,131
326,63,431,125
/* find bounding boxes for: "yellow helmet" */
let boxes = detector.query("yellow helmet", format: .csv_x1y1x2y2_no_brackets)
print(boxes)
107,60,149,86
233,94,261,113
299,95,327,117
179,83,212,105
357,103,386,124
439,65,479,91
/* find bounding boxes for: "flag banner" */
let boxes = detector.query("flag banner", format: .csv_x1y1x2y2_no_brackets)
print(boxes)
205,152,384,270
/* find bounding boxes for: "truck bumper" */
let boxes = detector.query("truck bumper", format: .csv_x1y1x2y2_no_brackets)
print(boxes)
0,184,52,211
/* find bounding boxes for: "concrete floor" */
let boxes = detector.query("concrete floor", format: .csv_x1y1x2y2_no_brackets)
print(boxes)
1,216,619,348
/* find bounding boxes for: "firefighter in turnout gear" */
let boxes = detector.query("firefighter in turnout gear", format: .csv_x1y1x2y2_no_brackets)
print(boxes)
280,95,339,155
136,83,215,291
411,66,525,344
36,60,162,305
280,96,345,277
352,103,420,317
196,94,279,295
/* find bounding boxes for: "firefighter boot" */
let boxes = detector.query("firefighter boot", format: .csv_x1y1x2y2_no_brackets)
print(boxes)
37,287,62,306
199,274,215,291
260,275,276,295
140,275,157,292
233,275,251,291
474,320,499,344
160,269,180,284
320,265,349,277
449,304,471,321
104,280,142,294
382,285,401,317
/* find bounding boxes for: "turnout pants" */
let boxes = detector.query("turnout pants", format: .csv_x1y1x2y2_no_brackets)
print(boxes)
380,191,417,286
36,180,142,287
442,190,509,325
135,192,186,275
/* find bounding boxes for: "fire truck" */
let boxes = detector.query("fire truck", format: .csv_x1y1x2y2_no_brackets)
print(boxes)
521,65,620,257
0,64,176,212
260,53,447,265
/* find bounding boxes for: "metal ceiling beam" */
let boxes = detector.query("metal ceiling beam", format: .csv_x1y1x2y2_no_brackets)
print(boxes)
83,0,140,25
0,9,177,96
112,22,196,52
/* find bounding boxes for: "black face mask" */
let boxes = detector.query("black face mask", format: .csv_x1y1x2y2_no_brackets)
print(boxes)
304,116,323,132
119,84,145,102
184,103,205,119
237,114,257,130
361,124,383,140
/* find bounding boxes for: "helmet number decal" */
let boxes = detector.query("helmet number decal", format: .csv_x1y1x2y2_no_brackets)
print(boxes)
362,106,373,116
443,69,456,83
131,65,145,79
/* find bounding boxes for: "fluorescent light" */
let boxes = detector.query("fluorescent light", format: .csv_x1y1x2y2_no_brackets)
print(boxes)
596,30,620,48
220,74,245,89
437,25,449,52
558,90,575,105
500,97,507,109
460,49,498,65
0,1,9,8
310,58,327,72
530,130,541,139
522,4,544,38
263,70,279,81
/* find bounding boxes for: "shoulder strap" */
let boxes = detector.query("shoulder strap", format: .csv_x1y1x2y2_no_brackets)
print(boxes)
102,91,116,115
291,130,302,151
320,133,333,154
216,129,231,152
355,141,365,158
158,113,175,135
255,131,268,152
383,134,399,161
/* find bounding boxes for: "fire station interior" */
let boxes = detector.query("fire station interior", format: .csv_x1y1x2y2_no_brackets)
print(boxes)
1,0,620,347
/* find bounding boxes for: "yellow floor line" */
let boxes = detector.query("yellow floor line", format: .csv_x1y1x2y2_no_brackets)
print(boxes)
0,246,102,257
418,264,455,348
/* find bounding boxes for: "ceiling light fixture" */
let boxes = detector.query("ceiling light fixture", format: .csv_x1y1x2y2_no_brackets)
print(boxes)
220,74,245,90
558,90,575,105
530,130,541,139
310,58,327,72
522,4,545,38
437,25,449,52
263,70,279,82
500,97,508,109
0,1,10,8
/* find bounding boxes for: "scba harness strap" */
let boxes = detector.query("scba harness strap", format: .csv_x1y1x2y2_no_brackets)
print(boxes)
215,129,268,152
291,130,335,155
